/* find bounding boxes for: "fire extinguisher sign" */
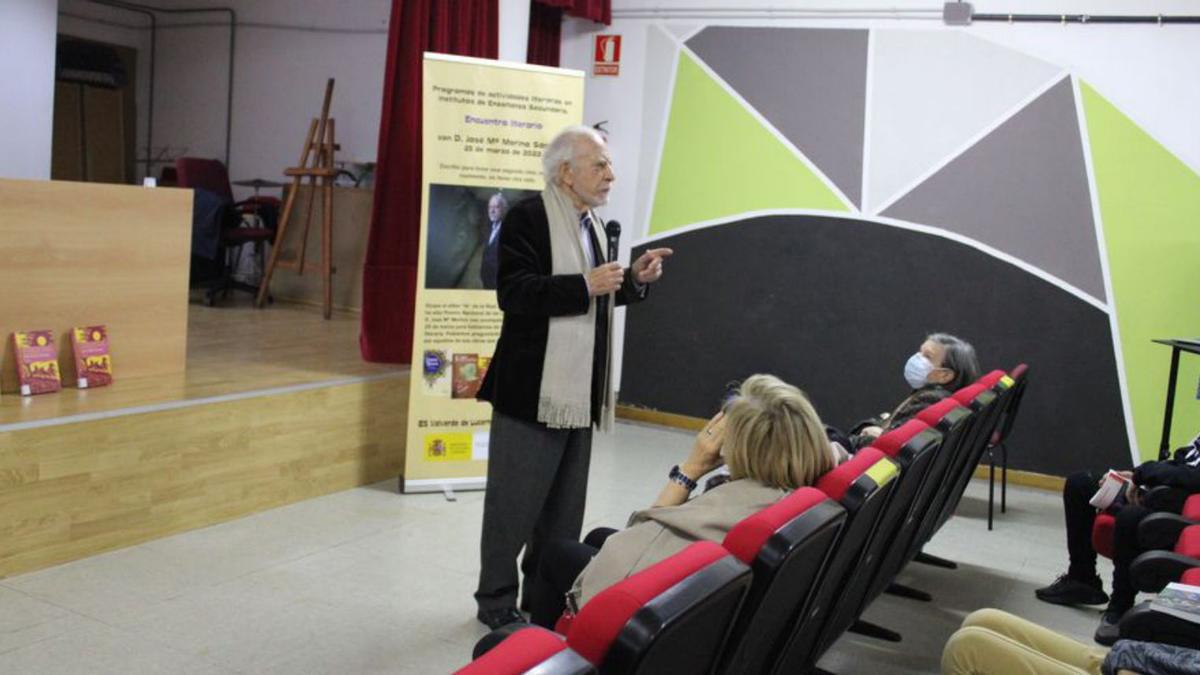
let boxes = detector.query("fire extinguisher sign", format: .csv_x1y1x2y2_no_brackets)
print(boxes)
593,35,621,76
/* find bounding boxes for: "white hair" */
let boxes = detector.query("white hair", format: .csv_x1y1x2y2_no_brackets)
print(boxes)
542,125,605,184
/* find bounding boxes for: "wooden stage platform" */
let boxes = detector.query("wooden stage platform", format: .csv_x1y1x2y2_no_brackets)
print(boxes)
0,301,409,579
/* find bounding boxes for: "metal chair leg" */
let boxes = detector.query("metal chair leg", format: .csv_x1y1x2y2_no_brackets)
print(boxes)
1001,443,1008,513
988,452,995,531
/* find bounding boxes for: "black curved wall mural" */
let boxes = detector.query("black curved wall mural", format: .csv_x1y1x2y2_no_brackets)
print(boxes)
621,215,1130,477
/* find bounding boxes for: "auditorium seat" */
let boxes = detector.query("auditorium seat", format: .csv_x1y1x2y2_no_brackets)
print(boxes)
928,382,1005,533
1121,565,1200,650
564,541,751,674
902,398,974,566
716,487,847,674
814,419,944,650
771,448,900,672
982,364,1029,529
1140,493,1200,550
454,625,595,675
857,419,945,609
1093,486,1198,561
1130,523,1200,593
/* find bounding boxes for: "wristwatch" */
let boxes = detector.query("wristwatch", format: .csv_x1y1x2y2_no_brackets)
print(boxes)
668,464,698,492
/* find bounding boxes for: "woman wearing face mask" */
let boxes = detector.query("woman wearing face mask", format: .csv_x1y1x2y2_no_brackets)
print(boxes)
846,332,980,451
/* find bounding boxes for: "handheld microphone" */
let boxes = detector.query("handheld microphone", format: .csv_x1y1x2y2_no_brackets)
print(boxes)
605,220,621,266
597,220,621,316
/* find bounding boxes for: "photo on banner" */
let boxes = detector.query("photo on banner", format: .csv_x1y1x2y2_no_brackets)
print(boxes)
424,184,539,291
404,53,584,493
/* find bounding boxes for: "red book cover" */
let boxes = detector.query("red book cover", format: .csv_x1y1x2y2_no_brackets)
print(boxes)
452,353,482,399
72,325,113,389
12,329,62,396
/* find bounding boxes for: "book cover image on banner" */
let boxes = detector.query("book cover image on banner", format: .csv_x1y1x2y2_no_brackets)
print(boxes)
404,54,584,493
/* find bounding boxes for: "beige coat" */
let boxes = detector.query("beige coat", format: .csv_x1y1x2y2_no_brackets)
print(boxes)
568,479,788,610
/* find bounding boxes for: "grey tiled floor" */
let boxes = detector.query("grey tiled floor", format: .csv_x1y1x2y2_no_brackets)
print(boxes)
1,421,1112,674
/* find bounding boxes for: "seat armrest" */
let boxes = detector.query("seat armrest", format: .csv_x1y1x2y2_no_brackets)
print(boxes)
1144,485,1191,513
1120,601,1200,650
1130,550,1200,593
1140,512,1197,551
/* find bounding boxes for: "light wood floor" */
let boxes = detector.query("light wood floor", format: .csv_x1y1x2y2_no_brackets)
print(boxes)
0,297,410,578
0,298,403,428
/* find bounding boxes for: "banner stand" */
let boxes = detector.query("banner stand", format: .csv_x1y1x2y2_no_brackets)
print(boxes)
402,54,585,494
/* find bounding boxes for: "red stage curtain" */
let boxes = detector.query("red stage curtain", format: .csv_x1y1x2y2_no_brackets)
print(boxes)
527,2,563,67
537,0,611,24
360,0,498,363
527,0,611,67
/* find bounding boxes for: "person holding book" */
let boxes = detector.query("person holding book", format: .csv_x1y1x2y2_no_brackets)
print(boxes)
942,608,1200,674
1035,434,1200,644
522,374,835,628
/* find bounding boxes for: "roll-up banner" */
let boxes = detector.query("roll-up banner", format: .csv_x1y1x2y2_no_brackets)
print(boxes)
402,54,585,494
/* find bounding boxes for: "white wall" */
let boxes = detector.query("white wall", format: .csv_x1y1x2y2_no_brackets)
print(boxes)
0,0,58,180
499,0,530,63
57,0,390,193
560,0,1200,390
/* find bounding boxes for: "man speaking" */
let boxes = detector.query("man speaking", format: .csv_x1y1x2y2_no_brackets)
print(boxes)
474,125,672,629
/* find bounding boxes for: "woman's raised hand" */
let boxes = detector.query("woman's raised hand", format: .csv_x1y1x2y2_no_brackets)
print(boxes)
683,411,727,479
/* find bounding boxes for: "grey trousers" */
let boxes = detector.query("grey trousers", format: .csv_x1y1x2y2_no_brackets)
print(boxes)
474,410,592,612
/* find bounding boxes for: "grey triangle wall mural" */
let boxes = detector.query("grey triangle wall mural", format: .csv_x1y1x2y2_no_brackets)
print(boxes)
627,26,1200,474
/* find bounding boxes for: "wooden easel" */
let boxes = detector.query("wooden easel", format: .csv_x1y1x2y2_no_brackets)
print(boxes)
256,78,338,319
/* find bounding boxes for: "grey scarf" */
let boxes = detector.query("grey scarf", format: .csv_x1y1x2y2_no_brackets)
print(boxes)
537,183,614,430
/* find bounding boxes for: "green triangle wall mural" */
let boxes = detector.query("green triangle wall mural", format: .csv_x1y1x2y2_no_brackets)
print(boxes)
1082,81,1200,461
648,51,849,236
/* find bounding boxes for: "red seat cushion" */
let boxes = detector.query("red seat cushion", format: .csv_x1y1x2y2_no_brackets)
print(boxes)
1176,525,1200,558
566,541,730,665
1092,512,1116,559
977,370,1007,389
916,398,965,426
870,419,931,459
453,626,566,674
952,383,988,406
816,448,887,502
1184,494,1200,521
1182,568,1200,586
722,487,829,564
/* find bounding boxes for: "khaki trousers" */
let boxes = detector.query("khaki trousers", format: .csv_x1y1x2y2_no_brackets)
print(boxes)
942,609,1107,675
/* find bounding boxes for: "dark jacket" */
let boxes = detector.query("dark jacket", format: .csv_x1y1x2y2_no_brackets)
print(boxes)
849,385,952,451
477,195,645,426
481,222,500,290
1134,436,1200,492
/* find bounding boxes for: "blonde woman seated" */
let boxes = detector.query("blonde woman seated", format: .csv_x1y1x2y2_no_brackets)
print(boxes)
525,374,835,628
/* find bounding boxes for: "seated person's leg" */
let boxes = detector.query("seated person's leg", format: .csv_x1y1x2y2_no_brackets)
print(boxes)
528,536,603,628
1104,639,1200,675
471,621,529,660
1038,471,1110,606
1096,504,1154,645
942,619,1101,675
957,609,1106,671
583,526,618,550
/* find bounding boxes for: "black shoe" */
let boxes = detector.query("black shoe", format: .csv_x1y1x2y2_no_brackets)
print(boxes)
1035,574,1109,606
1094,607,1124,646
476,606,526,631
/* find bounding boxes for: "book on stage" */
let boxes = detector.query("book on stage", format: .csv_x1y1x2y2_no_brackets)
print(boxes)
12,329,62,396
72,325,113,389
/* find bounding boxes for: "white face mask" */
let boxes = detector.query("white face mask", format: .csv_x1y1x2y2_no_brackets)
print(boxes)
904,353,934,389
